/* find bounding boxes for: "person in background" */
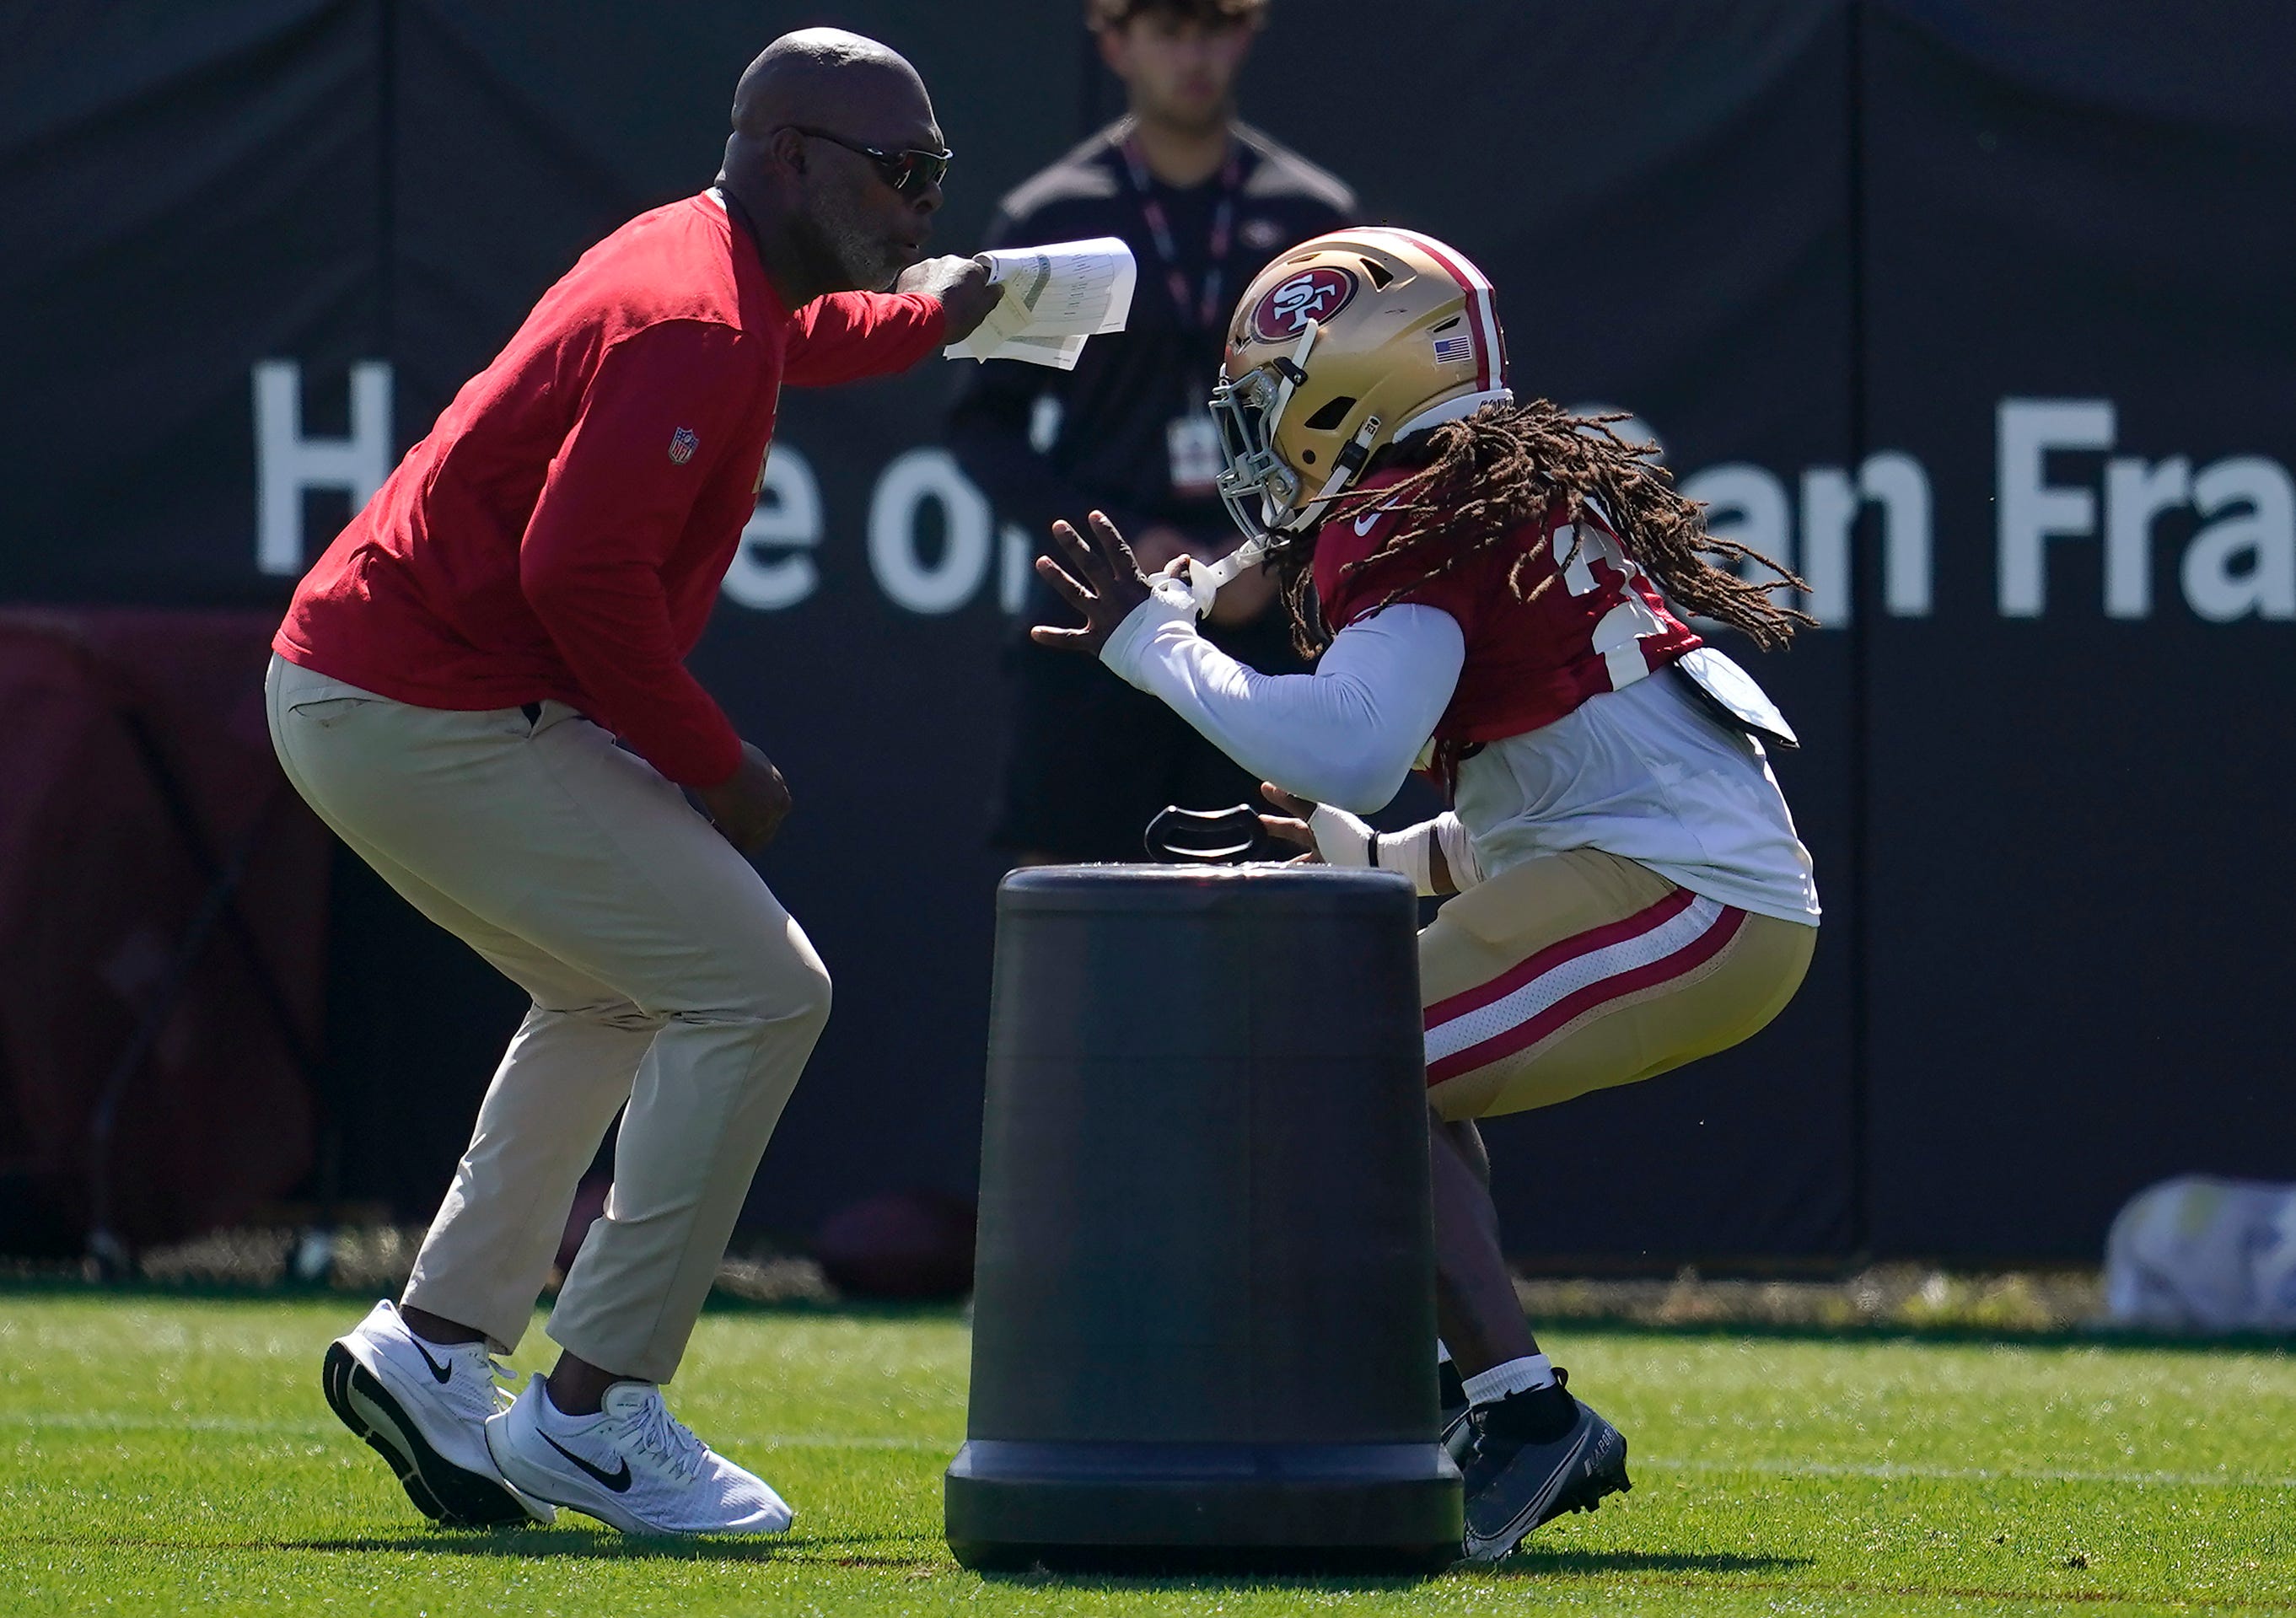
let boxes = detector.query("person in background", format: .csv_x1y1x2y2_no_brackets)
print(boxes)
948,0,1355,863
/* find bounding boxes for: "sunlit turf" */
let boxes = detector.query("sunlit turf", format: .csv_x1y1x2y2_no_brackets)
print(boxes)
2,1294,2292,1615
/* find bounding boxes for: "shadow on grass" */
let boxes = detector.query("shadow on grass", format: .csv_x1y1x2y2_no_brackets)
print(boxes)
977,1548,1809,1592
263,1529,929,1564
1492,1549,1811,1578
25,1529,1833,1588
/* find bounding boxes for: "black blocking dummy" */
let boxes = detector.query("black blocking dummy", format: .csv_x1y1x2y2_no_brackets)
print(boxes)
946,864,1461,1572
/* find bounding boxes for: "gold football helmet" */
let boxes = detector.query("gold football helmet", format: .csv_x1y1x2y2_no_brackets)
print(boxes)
1208,227,1514,550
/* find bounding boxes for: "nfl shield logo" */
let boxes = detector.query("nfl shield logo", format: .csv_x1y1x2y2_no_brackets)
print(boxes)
668,427,699,465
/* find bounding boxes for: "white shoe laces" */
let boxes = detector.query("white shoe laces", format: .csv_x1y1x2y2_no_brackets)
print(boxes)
622,1394,709,1485
438,1343,515,1421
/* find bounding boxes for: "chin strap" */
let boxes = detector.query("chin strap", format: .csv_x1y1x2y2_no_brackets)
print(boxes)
1177,538,1266,613
1180,411,1384,615
1284,412,1382,543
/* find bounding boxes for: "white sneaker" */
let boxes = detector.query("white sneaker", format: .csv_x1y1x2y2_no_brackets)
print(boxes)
321,1299,556,1527
486,1374,793,1536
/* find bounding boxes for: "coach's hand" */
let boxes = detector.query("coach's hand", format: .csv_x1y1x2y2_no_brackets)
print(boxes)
1030,511,1154,657
698,742,793,854
901,255,1000,342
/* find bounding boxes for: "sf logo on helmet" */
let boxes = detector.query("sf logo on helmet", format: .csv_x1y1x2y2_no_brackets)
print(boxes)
1249,266,1358,343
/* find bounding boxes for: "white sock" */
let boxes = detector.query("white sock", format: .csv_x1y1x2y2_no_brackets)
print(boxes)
1436,1341,1452,1365
1462,1353,1556,1406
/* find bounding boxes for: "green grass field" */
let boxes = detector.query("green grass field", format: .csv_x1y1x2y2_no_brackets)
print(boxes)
3,1296,2292,1615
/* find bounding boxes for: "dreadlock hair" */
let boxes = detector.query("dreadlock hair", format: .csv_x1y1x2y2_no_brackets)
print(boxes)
1266,398,1814,660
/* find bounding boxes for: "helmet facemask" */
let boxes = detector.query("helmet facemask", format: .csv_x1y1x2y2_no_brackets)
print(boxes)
1210,323,1322,551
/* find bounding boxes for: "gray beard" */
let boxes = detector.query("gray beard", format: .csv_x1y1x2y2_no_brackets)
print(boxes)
820,211,903,293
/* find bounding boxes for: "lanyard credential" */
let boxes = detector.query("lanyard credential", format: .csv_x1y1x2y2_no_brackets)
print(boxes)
1116,126,1243,331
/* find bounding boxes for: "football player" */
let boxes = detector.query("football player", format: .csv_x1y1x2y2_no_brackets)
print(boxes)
1031,228,1821,1562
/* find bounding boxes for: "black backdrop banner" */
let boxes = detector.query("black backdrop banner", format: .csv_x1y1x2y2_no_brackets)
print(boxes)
2,1,2288,1262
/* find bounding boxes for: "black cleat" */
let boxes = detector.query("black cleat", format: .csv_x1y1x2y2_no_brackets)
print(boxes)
1458,1374,1631,1562
1438,1358,1474,1467
1440,1397,1475,1468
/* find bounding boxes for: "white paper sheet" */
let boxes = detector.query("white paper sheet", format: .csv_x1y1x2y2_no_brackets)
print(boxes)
944,237,1137,370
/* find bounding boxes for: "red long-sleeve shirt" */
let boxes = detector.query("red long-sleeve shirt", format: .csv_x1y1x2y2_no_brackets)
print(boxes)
275,191,946,787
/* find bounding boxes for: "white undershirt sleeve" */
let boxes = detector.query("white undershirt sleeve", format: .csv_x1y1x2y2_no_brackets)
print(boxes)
1098,589,1465,814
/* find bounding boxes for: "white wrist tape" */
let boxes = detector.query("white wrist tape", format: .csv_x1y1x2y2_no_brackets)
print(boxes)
1358,813,1486,897
1377,820,1438,895
1307,803,1375,867
1311,805,1482,895
1436,813,1485,892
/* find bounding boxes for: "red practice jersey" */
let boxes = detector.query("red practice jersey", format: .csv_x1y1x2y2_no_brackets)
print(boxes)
1313,466,1702,747
276,192,946,788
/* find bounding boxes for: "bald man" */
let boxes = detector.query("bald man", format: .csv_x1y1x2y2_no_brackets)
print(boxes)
276,31,998,1536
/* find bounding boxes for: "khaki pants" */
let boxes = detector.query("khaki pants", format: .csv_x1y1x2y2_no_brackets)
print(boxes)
1420,848,1814,1121
266,656,829,1382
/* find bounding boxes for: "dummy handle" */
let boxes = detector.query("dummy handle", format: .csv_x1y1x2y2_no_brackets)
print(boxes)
1143,803,1262,864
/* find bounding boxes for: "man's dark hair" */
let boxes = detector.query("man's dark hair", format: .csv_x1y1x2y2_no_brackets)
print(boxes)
1088,0,1268,30
1269,400,1815,659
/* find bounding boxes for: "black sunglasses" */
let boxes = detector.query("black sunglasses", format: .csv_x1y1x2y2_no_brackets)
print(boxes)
785,126,951,200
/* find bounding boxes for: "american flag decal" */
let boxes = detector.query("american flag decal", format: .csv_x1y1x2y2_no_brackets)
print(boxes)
1433,332,1475,365
668,426,699,465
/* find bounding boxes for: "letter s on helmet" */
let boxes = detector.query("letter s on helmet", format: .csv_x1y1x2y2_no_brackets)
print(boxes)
1209,228,1513,546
